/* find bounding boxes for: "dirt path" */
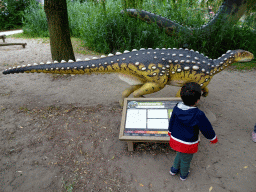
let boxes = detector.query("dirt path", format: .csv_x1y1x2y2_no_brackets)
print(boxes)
0,38,256,192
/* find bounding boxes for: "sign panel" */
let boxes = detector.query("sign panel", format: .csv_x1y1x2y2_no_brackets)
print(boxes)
119,98,182,142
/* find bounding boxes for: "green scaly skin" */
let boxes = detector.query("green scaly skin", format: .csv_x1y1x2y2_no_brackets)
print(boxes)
2,48,254,106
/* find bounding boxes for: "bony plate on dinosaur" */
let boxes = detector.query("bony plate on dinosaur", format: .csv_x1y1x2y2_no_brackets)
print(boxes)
2,48,254,106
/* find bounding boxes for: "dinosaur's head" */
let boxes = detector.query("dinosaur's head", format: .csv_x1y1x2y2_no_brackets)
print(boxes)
233,50,254,62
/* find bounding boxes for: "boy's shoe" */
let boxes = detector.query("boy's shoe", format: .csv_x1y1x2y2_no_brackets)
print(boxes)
252,132,256,142
180,171,190,181
169,167,179,175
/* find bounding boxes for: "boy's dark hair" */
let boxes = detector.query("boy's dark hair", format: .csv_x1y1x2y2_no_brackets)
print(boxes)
180,82,201,106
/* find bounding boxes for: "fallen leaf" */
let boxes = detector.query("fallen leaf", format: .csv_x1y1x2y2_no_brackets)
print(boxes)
139,183,144,187
209,186,213,192
244,166,248,169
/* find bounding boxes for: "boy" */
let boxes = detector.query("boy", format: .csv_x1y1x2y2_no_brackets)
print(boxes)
168,82,218,181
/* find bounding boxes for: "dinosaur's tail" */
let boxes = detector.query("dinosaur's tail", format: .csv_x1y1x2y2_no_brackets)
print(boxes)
2,51,132,75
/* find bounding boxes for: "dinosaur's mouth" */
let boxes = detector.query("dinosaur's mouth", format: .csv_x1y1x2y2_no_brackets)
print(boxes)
238,57,254,62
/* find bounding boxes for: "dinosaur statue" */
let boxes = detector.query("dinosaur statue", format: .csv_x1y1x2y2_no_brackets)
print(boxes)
123,0,256,36
2,48,253,106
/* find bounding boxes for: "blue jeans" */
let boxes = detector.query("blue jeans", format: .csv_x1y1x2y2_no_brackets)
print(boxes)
254,124,256,133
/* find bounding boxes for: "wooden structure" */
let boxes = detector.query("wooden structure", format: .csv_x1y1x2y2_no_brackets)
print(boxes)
0,43,27,48
0,35,27,48
0,35,6,42
119,97,182,151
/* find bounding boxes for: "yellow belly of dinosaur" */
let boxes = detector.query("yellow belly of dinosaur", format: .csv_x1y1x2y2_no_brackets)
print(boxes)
118,74,143,85
169,80,186,86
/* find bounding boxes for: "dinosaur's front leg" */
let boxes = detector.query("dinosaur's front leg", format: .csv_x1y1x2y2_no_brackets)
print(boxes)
132,82,166,98
119,84,143,106
175,88,182,98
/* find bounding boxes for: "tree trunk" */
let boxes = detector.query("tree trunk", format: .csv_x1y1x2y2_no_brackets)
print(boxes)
44,0,75,62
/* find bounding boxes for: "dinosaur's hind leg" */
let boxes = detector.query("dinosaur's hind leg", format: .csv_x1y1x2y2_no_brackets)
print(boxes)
119,84,143,106
132,82,166,98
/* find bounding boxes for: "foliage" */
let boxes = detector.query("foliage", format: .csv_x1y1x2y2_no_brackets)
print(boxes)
21,0,256,59
22,2,48,37
0,0,36,30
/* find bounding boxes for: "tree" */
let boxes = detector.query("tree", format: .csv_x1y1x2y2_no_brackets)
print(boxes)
0,0,31,30
44,0,75,62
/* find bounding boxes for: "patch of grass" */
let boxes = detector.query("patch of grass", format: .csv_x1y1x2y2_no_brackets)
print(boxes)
18,107,29,113
71,37,101,55
10,33,50,43
62,175,78,192
0,92,11,97
231,61,256,71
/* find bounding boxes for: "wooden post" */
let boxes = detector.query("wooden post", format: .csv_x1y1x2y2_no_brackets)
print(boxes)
127,142,134,151
0,35,6,42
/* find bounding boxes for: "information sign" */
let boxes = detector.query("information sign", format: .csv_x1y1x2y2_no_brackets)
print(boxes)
119,98,182,151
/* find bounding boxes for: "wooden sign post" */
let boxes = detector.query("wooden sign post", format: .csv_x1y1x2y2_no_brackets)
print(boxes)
119,97,182,151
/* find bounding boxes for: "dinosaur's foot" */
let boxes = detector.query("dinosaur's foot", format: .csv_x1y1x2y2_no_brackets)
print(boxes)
119,85,144,106
119,99,124,107
202,92,208,97
175,88,181,97
202,87,209,97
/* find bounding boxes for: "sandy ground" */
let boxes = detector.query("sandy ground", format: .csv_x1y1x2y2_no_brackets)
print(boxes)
0,38,256,192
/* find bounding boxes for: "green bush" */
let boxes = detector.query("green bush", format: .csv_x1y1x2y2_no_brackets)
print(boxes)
22,2,48,37
0,0,33,30
22,0,256,59
67,0,200,54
